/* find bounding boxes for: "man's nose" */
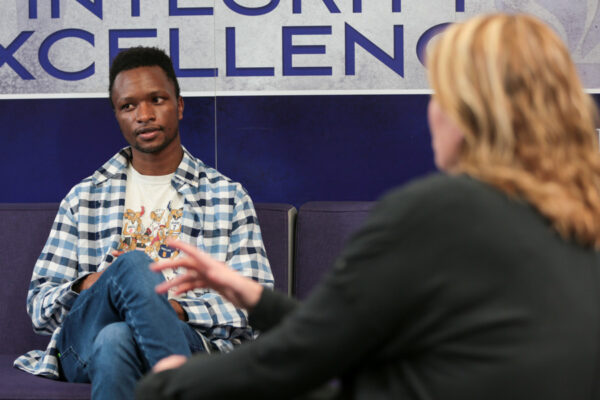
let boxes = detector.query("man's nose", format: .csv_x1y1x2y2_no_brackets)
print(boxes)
136,102,155,122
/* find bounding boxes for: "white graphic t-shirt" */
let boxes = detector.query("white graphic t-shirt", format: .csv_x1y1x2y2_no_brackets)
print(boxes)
119,164,184,285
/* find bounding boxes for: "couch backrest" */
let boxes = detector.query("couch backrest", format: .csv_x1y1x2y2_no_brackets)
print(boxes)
293,202,374,299
254,203,296,295
0,203,59,354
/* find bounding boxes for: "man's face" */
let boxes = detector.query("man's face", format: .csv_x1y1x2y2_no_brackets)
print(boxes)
111,66,184,155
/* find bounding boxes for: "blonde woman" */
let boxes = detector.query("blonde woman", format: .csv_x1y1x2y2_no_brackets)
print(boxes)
138,14,600,400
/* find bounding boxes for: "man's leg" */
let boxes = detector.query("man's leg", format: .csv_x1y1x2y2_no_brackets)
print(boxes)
89,322,147,400
57,251,195,398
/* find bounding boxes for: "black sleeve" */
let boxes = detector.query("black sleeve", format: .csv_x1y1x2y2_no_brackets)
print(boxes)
249,287,299,331
136,176,452,400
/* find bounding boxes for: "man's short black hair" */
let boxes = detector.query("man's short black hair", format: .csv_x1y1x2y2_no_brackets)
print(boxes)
109,46,181,107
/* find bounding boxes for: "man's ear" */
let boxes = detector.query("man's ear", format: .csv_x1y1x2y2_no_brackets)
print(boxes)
177,97,184,120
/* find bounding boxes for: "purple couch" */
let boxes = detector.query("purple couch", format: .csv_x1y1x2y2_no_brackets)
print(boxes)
0,201,372,399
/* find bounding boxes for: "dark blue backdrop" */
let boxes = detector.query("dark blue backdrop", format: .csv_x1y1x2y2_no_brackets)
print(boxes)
2,94,597,206
0,94,434,206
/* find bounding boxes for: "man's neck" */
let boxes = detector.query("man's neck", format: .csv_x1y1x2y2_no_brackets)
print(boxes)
130,142,184,176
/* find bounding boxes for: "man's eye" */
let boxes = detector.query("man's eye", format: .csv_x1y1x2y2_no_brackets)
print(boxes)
120,104,133,111
153,97,165,104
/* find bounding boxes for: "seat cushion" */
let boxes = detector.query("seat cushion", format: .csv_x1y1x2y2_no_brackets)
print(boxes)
0,203,59,355
0,355,90,400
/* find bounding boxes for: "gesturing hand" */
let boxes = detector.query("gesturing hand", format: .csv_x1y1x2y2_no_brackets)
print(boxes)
153,355,188,373
151,239,263,310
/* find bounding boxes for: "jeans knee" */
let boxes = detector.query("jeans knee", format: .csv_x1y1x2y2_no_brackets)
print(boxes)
90,323,147,386
93,322,135,358
106,251,164,287
111,251,152,272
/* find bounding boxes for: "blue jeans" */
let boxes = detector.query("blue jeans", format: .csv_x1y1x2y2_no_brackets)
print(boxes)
56,251,206,400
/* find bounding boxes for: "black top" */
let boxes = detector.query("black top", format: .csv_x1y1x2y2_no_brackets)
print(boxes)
137,174,600,400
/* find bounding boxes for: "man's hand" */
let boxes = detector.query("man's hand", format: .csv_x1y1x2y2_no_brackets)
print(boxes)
73,271,103,293
73,249,125,293
111,250,125,258
169,299,187,321
151,239,264,310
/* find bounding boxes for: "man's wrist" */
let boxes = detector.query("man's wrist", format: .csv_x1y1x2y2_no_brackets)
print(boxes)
71,277,85,293
169,299,188,321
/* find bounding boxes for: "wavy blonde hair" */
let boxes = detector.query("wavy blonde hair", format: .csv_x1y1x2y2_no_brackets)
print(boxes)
427,13,600,248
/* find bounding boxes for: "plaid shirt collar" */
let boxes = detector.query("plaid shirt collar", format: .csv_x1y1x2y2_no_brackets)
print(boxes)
91,145,203,189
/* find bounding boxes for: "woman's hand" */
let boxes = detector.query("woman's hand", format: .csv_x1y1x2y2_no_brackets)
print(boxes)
153,355,187,373
151,239,264,310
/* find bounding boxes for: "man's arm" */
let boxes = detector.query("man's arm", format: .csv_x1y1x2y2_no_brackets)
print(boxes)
27,197,83,334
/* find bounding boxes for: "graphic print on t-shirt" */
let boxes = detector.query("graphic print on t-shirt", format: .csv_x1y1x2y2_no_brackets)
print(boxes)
118,202,184,261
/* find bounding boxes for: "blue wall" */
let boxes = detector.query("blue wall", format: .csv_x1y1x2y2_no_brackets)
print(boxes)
1,94,435,206
2,94,598,206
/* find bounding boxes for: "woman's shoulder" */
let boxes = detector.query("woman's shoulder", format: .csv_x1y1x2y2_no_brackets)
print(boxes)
375,173,553,243
369,173,530,235
380,173,493,210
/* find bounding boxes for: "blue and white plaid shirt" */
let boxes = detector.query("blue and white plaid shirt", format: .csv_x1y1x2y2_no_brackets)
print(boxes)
14,146,273,378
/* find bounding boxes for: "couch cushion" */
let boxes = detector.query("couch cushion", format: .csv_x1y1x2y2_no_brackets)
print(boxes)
0,203,59,355
0,355,90,399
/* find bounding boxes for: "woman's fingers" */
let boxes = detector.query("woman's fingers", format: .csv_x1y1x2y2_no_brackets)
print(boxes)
151,239,245,302
165,239,225,270
151,256,199,273
172,281,202,296
155,272,197,294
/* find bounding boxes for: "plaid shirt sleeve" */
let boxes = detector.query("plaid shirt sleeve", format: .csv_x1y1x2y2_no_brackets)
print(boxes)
175,185,274,351
26,194,83,335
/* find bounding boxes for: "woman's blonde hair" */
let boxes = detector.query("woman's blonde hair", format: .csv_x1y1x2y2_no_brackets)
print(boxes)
427,13,600,248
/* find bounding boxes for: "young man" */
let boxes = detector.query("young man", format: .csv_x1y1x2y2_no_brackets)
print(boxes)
14,47,273,400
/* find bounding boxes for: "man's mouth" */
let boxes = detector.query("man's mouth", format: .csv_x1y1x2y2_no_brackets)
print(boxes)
135,126,162,141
